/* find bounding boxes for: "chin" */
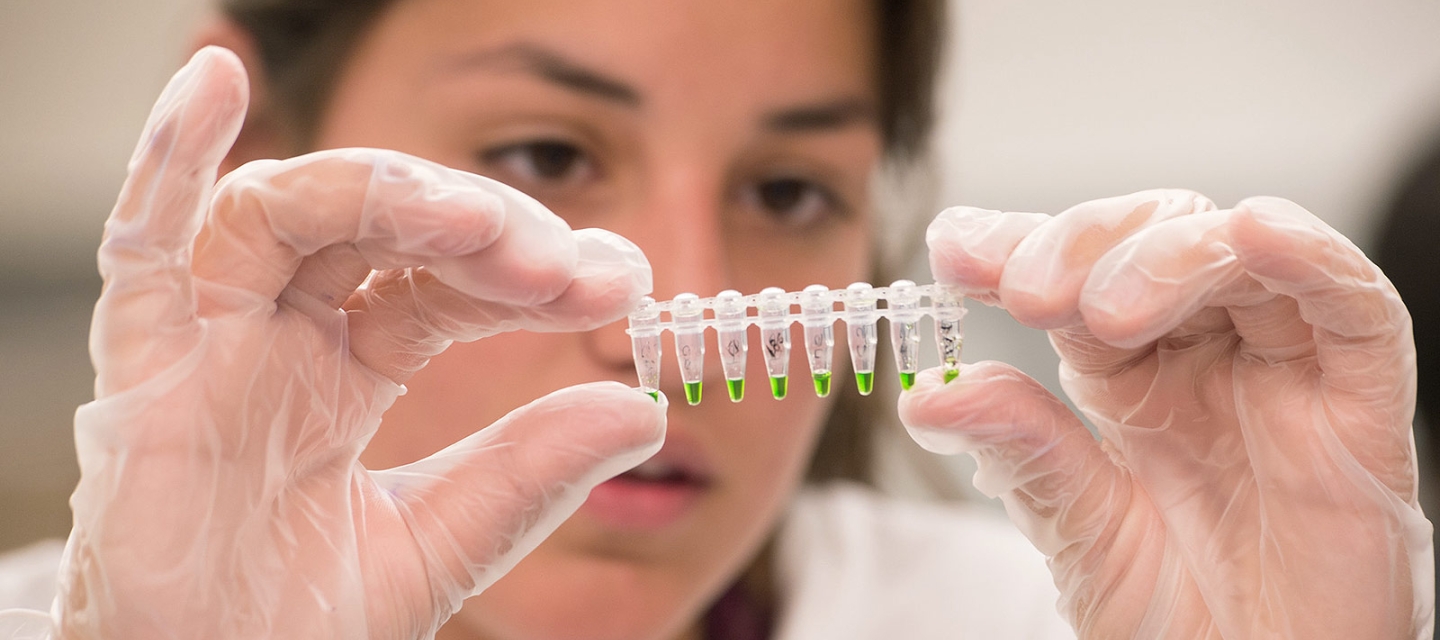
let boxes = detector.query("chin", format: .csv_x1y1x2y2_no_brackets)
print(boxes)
445,549,713,640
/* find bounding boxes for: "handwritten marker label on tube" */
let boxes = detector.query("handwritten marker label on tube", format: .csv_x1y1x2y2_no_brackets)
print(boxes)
932,285,966,384
758,287,791,399
715,290,748,402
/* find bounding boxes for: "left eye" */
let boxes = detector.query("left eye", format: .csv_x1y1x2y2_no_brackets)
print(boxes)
477,140,596,187
743,177,840,227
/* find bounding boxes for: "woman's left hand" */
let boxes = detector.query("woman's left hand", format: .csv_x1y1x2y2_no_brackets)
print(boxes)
899,190,1434,638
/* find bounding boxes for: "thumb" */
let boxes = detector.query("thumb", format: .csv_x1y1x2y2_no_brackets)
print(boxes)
897,362,1129,562
371,382,666,610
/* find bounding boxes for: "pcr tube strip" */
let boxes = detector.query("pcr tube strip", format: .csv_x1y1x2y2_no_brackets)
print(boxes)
627,280,967,405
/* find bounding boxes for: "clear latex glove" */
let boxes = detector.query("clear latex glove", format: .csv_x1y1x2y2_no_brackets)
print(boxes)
899,189,1434,638
0,47,666,639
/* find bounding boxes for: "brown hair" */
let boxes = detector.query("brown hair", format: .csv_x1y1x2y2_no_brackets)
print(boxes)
223,0,945,159
221,0,949,484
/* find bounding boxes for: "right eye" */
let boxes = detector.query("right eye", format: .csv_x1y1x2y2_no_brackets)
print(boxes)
477,139,598,191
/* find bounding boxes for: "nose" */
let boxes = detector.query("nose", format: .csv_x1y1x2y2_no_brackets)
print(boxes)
581,168,730,380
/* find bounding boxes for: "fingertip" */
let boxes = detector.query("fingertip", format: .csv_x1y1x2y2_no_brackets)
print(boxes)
1229,198,1376,300
1228,197,1339,279
896,368,962,452
572,228,653,298
516,229,654,332
897,362,1055,455
428,176,577,306
1076,209,1242,349
926,207,1047,294
135,45,249,168
194,44,246,80
560,381,668,460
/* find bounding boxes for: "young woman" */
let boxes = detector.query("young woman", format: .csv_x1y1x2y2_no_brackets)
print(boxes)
0,1,1429,638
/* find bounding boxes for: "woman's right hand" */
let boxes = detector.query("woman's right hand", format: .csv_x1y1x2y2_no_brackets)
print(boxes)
19,46,667,639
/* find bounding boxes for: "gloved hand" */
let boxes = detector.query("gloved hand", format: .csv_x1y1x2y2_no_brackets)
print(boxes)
900,190,1434,638
0,46,666,639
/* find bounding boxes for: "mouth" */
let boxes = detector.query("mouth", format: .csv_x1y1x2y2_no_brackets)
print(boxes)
580,444,714,531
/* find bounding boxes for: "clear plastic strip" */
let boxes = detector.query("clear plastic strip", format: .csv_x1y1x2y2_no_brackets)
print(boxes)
627,281,967,403
625,282,965,335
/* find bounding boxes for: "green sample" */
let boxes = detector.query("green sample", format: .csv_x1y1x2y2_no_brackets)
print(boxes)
646,390,659,402
944,368,959,384
899,371,917,391
726,378,745,402
855,371,874,396
770,376,788,400
684,381,702,405
812,371,832,397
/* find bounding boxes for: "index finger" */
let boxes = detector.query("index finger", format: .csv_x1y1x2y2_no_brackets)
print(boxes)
92,47,248,396
195,149,578,312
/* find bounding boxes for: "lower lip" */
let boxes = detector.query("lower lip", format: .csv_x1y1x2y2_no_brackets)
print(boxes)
580,477,707,531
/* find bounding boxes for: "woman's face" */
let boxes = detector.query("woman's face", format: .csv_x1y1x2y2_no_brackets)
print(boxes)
307,0,880,637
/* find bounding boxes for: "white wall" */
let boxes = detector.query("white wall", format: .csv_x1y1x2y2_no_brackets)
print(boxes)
0,0,207,281
939,0,1440,246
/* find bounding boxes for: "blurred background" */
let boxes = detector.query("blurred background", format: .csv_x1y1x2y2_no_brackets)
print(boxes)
3,0,1440,552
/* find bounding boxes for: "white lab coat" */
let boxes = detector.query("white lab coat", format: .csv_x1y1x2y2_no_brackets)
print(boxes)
0,483,1073,638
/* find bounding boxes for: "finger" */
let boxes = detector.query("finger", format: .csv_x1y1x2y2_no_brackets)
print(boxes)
926,206,1048,306
999,189,1215,329
287,244,373,308
897,363,1128,560
1078,209,1255,350
193,150,577,312
370,382,666,605
1228,197,1418,497
345,229,653,382
1079,199,1412,403
1077,200,1417,497
1228,197,1413,400
92,46,248,396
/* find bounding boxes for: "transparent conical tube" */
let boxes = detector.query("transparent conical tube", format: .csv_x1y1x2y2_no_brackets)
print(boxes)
671,293,706,405
800,284,835,397
628,296,662,400
888,280,922,391
757,287,791,399
715,290,748,402
932,285,966,384
843,282,878,395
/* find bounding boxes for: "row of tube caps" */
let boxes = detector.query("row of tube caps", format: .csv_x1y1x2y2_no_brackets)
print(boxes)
626,280,968,405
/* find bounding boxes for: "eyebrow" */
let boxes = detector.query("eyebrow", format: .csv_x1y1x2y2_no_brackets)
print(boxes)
445,42,641,107
763,98,876,134
445,42,875,134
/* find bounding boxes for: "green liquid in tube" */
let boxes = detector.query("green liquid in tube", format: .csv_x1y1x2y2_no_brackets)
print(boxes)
944,368,959,384
683,381,702,406
812,371,832,397
646,390,659,402
899,371,917,391
855,371,874,396
726,378,745,402
770,376,788,400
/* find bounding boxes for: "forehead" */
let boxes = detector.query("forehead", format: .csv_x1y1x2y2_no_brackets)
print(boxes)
379,0,878,108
